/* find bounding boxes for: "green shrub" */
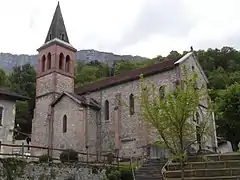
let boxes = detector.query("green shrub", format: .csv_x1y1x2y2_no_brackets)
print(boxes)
112,170,121,179
106,153,115,164
107,173,117,180
60,149,78,163
119,165,133,180
105,167,116,176
39,154,52,163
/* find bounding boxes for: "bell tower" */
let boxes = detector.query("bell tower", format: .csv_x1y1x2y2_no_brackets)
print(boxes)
31,2,77,156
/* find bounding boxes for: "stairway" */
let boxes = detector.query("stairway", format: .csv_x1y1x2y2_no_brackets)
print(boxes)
164,153,240,179
135,158,167,180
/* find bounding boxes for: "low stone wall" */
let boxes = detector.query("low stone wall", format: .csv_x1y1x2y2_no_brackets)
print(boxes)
0,158,103,180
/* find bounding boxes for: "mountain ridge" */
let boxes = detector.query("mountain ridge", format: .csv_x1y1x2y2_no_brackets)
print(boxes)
0,49,148,72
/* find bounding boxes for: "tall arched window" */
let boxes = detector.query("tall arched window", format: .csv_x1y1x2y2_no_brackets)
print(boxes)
47,53,51,70
65,55,70,72
196,125,201,150
105,100,109,121
193,111,200,123
192,65,195,71
196,112,200,124
41,55,46,72
63,115,67,133
159,86,165,100
59,53,64,70
129,94,134,115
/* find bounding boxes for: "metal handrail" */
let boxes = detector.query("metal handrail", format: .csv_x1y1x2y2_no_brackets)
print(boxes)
161,159,171,180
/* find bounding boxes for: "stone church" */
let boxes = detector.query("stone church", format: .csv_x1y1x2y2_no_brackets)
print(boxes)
31,2,218,159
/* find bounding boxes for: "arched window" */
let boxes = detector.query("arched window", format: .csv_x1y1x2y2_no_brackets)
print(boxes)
196,112,200,124
65,55,70,72
59,53,64,70
159,86,165,100
105,100,109,121
63,115,67,133
193,111,200,123
41,55,46,72
47,53,51,70
196,125,201,150
49,33,52,40
192,65,195,71
194,80,198,90
129,94,134,115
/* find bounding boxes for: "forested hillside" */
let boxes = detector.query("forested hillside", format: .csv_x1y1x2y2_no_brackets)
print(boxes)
0,49,147,72
0,46,239,150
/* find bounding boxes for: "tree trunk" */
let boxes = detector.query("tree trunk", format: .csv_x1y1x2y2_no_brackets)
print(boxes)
231,140,239,152
180,137,185,180
180,157,184,180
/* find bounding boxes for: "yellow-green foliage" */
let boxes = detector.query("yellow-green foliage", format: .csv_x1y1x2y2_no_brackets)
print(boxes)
137,65,213,159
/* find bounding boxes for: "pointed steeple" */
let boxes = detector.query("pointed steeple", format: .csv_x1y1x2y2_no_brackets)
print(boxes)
45,1,70,43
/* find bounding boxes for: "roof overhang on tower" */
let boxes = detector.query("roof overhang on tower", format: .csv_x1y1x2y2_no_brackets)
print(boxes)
37,38,77,52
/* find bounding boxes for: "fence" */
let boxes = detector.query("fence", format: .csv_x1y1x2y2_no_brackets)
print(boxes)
0,142,150,168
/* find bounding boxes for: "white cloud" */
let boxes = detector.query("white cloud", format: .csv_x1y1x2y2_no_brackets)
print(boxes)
0,0,240,58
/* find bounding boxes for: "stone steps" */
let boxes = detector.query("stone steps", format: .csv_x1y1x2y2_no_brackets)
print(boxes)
167,160,240,170
167,175,240,180
135,159,166,180
165,168,240,178
180,154,240,162
136,175,163,180
165,154,240,179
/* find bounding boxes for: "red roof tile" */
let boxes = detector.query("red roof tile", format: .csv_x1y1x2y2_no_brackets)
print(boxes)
75,58,177,95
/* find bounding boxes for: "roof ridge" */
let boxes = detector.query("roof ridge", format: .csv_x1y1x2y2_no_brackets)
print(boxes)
75,58,178,95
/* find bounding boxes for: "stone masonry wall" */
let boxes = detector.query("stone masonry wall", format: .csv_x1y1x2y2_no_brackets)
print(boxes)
31,94,53,156
87,108,98,155
179,55,217,151
87,68,179,157
52,95,86,159
86,54,215,157
0,159,101,180
0,99,16,155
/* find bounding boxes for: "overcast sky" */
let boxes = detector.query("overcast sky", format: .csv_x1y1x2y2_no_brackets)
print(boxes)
0,0,240,58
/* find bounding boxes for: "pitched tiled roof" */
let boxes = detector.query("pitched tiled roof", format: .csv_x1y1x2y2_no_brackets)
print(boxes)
75,58,178,95
51,92,100,110
69,93,101,109
0,88,29,101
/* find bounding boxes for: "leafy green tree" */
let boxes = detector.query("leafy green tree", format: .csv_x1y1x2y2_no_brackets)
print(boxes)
86,60,102,67
216,83,240,151
167,50,182,61
138,67,212,179
136,59,155,68
8,63,36,97
76,65,98,86
151,55,165,64
113,60,137,75
75,61,108,87
0,68,9,87
8,63,36,139
208,67,230,90
229,71,240,84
